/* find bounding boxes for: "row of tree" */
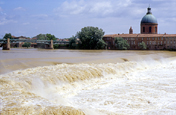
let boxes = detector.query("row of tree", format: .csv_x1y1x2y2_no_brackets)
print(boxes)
68,26,147,50
34,34,58,40
3,33,58,40
2,27,147,50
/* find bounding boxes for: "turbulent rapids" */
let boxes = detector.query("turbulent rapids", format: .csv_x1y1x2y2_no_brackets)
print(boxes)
1,49,176,115
1,58,176,115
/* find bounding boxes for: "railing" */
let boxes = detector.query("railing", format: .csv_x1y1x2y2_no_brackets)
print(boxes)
0,39,69,44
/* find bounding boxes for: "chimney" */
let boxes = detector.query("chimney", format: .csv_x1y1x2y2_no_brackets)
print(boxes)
129,26,133,34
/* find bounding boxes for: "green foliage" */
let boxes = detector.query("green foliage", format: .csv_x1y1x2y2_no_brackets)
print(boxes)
54,44,69,49
22,42,31,48
76,26,105,49
114,37,129,50
68,36,77,49
53,44,59,49
46,34,57,40
35,34,46,40
35,34,57,40
3,33,13,39
96,39,107,49
139,41,147,49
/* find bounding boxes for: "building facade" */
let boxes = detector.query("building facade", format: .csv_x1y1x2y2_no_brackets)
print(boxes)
10,36,30,47
103,7,176,50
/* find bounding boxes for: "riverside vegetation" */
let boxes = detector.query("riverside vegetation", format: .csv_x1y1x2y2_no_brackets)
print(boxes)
2,26,147,50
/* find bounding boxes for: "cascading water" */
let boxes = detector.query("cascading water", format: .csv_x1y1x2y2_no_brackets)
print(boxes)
1,49,176,115
1,57,176,115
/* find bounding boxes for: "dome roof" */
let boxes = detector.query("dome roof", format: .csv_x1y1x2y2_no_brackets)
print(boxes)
141,7,158,24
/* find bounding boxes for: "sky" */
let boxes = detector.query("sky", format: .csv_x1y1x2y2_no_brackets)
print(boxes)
0,0,175,38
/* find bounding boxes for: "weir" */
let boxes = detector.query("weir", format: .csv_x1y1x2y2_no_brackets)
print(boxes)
0,39,69,50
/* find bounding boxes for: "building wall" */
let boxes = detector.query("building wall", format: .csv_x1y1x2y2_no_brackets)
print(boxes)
103,35,176,50
103,37,115,49
12,36,30,47
166,37,176,49
141,23,158,34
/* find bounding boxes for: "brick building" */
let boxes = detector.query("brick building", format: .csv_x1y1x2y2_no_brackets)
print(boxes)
103,7,176,50
10,36,30,47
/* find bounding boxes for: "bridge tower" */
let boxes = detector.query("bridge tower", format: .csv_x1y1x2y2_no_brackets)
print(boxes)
44,40,54,49
3,38,10,50
49,40,53,49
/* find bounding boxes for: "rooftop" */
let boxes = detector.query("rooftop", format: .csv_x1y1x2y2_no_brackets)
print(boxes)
141,7,158,24
103,34,176,38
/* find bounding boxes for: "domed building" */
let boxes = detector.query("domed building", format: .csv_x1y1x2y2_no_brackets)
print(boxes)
141,7,158,34
103,7,176,50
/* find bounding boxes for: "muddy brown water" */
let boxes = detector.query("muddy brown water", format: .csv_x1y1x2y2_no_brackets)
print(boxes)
1,48,176,115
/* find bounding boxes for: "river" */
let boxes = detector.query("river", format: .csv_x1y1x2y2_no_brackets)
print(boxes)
1,48,176,115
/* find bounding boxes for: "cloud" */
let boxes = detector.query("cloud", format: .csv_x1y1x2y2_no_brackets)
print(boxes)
0,7,18,25
89,2,114,15
0,17,17,25
14,7,26,11
0,7,17,25
55,0,132,18
0,7,6,15
54,0,176,21
56,0,86,15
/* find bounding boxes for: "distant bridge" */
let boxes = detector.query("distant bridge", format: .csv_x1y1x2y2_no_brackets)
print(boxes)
0,38,69,50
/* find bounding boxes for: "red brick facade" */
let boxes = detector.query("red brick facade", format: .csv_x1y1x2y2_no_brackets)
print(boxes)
141,23,158,34
103,34,176,50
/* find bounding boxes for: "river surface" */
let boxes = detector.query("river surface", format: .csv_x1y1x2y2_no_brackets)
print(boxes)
1,48,176,115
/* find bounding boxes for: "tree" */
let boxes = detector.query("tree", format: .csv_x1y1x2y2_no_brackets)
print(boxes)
76,26,105,49
35,34,46,40
96,39,107,49
68,36,77,49
114,37,129,50
46,34,57,40
35,34,57,40
22,42,31,48
3,33,13,39
139,41,147,49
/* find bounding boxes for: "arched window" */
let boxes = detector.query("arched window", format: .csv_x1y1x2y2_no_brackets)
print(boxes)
149,27,152,33
155,27,157,33
143,27,145,32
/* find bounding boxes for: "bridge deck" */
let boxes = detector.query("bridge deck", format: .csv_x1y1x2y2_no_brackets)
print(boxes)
0,39,69,44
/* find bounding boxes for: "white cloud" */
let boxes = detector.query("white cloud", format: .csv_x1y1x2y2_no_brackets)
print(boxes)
56,0,86,15
0,7,16,25
0,7,6,15
0,17,17,25
89,2,113,15
14,7,26,11
55,0,132,17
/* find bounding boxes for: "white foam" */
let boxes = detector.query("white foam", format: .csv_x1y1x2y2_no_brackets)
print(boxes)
1,58,176,114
